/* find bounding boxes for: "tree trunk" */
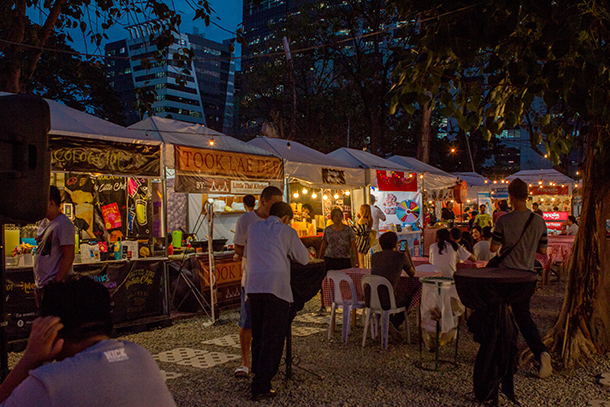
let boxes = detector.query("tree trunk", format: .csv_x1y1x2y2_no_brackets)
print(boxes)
542,126,610,368
417,101,432,163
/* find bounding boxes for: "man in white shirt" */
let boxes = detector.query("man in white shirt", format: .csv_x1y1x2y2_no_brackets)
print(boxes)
246,202,310,401
370,195,386,233
232,186,283,378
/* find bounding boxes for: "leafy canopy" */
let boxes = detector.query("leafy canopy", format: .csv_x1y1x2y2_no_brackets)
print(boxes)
389,0,610,166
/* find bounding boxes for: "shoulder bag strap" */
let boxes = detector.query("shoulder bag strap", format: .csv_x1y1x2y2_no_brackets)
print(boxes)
495,212,536,263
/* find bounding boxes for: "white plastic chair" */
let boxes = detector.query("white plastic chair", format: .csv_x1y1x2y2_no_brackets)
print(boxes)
361,275,410,349
326,270,366,342
415,264,441,273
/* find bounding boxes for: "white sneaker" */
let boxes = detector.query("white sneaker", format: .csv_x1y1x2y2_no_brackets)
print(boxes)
539,351,552,378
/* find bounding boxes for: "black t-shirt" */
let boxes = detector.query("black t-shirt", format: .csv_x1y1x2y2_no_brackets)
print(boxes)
441,208,455,221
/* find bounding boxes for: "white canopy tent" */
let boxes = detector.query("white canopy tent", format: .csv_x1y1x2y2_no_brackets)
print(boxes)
248,137,365,188
129,118,282,246
128,117,276,168
0,91,158,146
387,155,458,190
506,169,575,186
328,148,409,186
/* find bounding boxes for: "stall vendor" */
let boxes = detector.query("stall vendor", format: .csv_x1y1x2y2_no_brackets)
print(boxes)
301,203,313,223
34,186,75,302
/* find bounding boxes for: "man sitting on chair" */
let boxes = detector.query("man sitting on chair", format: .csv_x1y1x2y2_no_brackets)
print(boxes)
370,232,415,340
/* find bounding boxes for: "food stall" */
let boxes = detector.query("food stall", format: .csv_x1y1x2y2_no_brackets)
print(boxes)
328,148,423,255
387,156,459,255
129,118,284,313
2,95,169,342
506,169,577,234
248,137,365,255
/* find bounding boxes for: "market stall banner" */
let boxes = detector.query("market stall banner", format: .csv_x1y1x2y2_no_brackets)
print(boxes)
529,185,569,195
5,260,165,341
321,168,346,185
127,177,153,238
372,190,422,228
50,136,160,177
64,173,97,239
175,145,283,180
492,186,509,199
376,170,417,191
76,260,164,324
5,268,38,341
175,176,270,194
197,258,243,287
95,175,127,241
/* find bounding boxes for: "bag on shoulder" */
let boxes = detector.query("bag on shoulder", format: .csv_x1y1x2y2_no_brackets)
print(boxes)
486,212,535,268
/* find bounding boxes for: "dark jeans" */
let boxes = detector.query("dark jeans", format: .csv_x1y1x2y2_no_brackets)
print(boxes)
250,293,290,396
324,257,352,272
510,296,548,361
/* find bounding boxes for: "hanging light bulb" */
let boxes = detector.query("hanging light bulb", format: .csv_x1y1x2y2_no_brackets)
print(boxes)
311,192,318,199
493,180,497,184
334,193,339,199
484,180,488,184
345,190,350,196
420,174,424,179
293,192,299,198
322,195,328,200
209,137,215,146
302,188,308,194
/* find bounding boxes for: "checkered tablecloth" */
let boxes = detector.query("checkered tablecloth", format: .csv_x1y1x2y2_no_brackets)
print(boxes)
321,268,440,312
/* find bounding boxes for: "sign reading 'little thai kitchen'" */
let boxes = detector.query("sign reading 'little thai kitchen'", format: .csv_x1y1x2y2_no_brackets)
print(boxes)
175,146,283,180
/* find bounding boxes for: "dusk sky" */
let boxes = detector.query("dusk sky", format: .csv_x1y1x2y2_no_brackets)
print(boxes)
30,0,244,57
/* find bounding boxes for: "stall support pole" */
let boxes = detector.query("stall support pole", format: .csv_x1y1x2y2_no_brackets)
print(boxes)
205,201,216,323
0,225,9,380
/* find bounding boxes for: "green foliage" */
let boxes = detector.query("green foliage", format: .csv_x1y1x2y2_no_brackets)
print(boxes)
388,0,610,166
0,0,242,118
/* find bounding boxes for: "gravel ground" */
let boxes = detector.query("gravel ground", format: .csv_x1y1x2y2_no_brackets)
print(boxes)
9,278,610,406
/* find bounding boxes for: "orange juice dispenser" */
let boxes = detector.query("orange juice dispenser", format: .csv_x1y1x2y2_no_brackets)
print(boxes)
4,225,20,257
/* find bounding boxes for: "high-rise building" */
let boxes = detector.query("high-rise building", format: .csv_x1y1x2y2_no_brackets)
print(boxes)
105,22,235,133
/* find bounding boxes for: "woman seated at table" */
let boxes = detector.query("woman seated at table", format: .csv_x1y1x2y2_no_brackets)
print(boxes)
471,226,483,244
371,231,415,334
473,226,497,261
319,207,357,271
560,215,579,235
430,229,476,278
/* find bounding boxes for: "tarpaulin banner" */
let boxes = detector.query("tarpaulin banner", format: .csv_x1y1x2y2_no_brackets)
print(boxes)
321,168,346,185
174,176,269,194
175,145,282,179
174,145,283,193
529,185,569,195
376,170,417,191
5,260,165,341
50,136,160,177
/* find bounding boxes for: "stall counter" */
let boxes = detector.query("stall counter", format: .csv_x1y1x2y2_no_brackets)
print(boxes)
5,257,170,342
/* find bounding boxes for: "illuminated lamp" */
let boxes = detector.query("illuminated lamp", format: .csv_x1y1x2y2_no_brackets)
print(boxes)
334,193,339,199
311,192,318,199
322,195,328,200
293,192,299,198
345,190,350,196
302,188,308,194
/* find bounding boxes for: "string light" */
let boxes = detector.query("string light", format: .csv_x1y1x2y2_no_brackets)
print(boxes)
333,193,339,199
322,195,328,200
302,188,308,194
311,192,317,199
484,180,488,184
209,137,215,146
345,190,350,196
493,180,497,184
293,192,299,198
420,174,424,179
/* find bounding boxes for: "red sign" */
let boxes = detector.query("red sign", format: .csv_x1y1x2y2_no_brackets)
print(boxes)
376,170,417,191
529,185,569,195
546,222,564,231
542,211,569,222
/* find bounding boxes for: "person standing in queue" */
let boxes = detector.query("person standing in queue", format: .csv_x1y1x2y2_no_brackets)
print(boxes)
490,178,552,379
318,208,357,271
232,186,283,378
33,186,75,306
245,202,310,401
370,195,386,236
353,204,373,268
243,195,256,212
